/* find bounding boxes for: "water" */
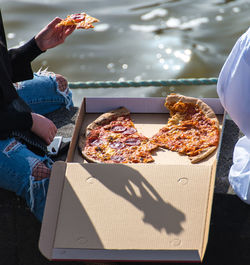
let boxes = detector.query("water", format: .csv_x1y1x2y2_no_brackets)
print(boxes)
1,0,250,106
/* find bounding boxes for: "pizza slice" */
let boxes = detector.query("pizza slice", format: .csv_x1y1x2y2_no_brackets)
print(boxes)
57,12,99,29
78,107,158,163
151,94,220,163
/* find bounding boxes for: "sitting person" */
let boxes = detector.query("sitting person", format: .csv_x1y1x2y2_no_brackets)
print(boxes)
217,26,250,203
0,10,75,221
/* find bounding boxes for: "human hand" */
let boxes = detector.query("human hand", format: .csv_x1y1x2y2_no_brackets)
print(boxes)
31,113,57,145
35,17,76,51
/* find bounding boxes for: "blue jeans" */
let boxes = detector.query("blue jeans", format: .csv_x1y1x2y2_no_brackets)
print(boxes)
0,72,73,221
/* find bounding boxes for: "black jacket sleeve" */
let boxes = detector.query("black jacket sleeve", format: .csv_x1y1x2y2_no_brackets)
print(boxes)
0,111,33,136
8,37,45,82
0,57,33,136
0,10,44,136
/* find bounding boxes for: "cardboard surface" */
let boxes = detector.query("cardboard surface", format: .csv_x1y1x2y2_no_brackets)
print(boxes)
39,97,223,262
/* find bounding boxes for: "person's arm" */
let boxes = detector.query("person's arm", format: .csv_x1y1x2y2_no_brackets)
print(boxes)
8,17,75,83
0,55,57,144
0,111,57,145
0,110,32,134
217,27,250,138
31,113,57,145
0,15,72,143
8,37,45,83
34,17,75,52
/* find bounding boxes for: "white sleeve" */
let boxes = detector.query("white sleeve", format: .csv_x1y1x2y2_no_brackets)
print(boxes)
217,27,250,138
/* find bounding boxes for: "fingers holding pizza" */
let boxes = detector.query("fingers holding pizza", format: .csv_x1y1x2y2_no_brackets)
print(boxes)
35,12,99,51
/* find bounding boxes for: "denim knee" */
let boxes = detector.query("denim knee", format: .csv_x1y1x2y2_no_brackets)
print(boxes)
0,138,53,222
15,70,74,115
35,70,74,110
25,176,50,221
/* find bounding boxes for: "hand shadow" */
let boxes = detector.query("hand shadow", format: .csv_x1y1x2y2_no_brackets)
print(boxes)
82,164,186,235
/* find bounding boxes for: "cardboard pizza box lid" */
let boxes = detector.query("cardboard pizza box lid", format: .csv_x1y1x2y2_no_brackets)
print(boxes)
39,160,216,262
39,97,224,262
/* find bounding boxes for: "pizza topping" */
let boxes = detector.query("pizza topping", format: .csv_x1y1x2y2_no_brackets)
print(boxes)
89,138,103,146
111,125,127,133
125,138,141,146
110,155,126,163
69,13,86,22
123,127,137,135
109,141,125,149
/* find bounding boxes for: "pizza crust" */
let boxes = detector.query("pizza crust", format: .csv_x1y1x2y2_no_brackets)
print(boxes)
78,107,130,163
85,107,130,136
189,146,217,164
80,152,100,164
165,94,219,128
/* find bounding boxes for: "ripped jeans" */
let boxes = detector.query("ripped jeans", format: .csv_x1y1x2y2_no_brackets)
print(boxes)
0,71,73,222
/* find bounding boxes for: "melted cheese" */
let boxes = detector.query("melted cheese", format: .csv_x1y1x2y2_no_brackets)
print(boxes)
152,101,219,157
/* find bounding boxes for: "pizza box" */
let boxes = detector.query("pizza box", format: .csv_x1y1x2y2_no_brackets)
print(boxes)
39,97,225,262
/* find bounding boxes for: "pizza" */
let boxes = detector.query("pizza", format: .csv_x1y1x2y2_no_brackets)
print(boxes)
151,94,220,163
78,94,220,164
78,107,158,163
57,12,99,29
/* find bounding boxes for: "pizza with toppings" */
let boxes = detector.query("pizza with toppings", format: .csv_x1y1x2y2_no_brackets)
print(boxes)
151,94,220,163
57,12,99,29
78,107,158,163
78,94,220,164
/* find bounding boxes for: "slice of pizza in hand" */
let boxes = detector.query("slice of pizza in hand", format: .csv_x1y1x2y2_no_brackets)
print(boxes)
57,12,99,29
78,107,158,164
151,94,220,163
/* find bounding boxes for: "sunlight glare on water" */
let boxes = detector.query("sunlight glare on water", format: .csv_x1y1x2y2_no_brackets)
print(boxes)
0,0,250,106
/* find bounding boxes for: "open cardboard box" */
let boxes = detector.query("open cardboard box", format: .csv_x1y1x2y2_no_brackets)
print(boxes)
39,97,225,262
